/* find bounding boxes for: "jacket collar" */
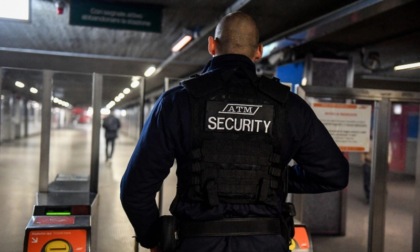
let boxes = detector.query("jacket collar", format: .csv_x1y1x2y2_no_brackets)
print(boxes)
202,54,257,75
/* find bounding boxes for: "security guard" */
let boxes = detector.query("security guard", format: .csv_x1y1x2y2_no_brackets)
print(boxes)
121,12,349,252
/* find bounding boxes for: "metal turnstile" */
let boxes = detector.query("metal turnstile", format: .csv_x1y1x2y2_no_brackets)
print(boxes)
24,192,98,252
23,71,102,252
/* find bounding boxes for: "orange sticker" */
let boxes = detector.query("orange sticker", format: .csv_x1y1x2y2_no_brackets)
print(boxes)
313,103,358,109
339,146,366,152
26,229,87,252
294,226,310,249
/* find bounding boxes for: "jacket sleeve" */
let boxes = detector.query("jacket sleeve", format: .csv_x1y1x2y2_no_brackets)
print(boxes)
120,93,178,248
286,94,349,194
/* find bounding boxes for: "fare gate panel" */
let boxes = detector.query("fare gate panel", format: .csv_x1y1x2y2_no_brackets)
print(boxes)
24,195,97,252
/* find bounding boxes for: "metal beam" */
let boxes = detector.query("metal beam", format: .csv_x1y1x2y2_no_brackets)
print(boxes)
138,77,145,138
0,49,161,76
369,99,391,252
90,73,102,194
0,68,2,94
414,110,420,252
38,70,53,192
301,85,420,102
0,68,3,143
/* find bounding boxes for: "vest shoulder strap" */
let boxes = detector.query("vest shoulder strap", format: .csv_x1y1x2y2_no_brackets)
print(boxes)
257,76,290,104
181,72,219,98
181,69,240,98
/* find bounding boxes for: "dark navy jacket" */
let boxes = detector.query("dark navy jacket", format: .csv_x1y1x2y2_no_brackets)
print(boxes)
120,54,349,251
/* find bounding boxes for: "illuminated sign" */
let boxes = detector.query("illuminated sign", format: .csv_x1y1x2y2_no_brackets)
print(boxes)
70,0,162,32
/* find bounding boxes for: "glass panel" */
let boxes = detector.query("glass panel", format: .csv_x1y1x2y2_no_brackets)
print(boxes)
301,89,418,252
48,71,93,187
384,102,416,252
1,68,43,143
301,96,373,252
0,68,143,251
0,67,42,249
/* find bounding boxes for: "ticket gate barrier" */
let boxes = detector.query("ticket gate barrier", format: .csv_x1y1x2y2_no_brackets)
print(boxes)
24,192,98,252
23,72,103,252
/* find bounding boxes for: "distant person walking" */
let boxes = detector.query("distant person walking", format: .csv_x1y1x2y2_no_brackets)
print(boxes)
102,111,121,161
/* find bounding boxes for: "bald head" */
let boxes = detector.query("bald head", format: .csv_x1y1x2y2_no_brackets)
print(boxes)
208,12,262,61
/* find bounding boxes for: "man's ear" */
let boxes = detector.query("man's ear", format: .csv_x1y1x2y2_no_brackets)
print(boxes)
208,36,216,56
253,43,263,62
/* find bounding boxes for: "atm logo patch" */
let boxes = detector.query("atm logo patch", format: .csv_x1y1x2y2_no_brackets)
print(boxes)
205,101,274,134
218,104,262,115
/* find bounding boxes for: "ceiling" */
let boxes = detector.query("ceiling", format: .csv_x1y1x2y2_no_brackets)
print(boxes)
0,0,419,108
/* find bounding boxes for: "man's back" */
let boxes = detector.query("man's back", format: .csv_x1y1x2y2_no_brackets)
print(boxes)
120,11,349,252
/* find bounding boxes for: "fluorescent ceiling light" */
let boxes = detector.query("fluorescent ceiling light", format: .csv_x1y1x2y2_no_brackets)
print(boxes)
114,93,125,102
15,81,25,88
51,96,71,108
171,35,193,52
30,87,38,94
394,62,420,71
123,88,131,94
106,101,116,109
393,104,402,115
0,0,30,21
131,80,140,88
101,108,111,115
144,66,156,77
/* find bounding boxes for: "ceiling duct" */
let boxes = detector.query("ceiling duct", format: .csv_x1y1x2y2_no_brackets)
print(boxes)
261,0,402,59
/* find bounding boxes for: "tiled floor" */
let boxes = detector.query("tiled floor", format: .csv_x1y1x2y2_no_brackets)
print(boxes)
0,125,414,252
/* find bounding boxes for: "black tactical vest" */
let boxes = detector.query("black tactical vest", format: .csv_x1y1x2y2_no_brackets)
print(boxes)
181,68,289,207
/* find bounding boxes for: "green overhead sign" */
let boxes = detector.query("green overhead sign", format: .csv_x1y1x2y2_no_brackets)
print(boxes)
70,0,162,33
